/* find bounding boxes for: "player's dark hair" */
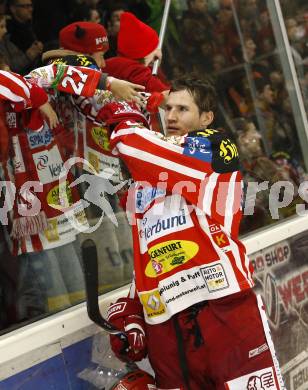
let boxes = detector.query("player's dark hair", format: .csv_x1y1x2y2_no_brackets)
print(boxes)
170,76,217,115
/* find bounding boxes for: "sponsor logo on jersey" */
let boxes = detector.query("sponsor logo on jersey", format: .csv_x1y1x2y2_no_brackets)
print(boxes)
139,290,166,318
27,126,53,149
249,343,269,358
36,154,48,170
91,126,110,151
146,240,199,277
209,223,230,251
135,186,166,213
183,136,213,162
140,212,188,241
139,203,193,244
44,218,59,242
33,146,63,184
219,139,238,164
195,129,218,137
200,263,229,292
49,163,63,178
47,181,73,210
226,367,276,390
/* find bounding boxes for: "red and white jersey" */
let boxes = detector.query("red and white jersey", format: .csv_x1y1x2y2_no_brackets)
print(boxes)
5,111,89,256
27,64,102,98
0,70,48,112
0,67,105,255
110,122,254,324
71,93,120,181
33,62,120,180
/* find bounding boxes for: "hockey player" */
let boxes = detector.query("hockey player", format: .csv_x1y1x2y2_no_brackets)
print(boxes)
104,77,285,390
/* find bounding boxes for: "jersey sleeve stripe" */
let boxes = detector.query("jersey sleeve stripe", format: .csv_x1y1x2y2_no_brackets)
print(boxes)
224,171,237,234
113,127,184,154
201,172,218,217
0,85,26,103
229,239,253,285
0,71,30,98
116,142,206,180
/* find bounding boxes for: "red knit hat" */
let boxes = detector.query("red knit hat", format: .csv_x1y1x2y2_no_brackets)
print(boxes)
117,12,159,59
59,22,109,53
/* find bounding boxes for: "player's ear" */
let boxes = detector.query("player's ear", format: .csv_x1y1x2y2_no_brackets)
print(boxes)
200,111,214,127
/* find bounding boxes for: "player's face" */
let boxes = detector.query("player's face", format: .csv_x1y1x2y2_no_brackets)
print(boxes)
164,89,213,136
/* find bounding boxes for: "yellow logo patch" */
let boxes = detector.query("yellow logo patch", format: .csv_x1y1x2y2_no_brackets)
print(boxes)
146,240,199,277
74,209,88,226
91,126,110,151
47,181,73,210
139,290,166,318
87,151,99,173
219,139,238,164
196,129,218,137
44,218,59,242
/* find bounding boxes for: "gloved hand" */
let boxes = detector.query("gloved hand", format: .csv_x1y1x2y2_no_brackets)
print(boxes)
107,297,147,362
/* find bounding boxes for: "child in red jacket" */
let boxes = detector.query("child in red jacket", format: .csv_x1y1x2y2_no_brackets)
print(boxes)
104,12,170,95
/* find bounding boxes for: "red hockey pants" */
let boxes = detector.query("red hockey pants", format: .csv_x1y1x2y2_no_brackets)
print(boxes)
145,290,284,390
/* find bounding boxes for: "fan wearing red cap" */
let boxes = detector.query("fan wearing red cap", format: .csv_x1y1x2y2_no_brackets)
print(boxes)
104,12,169,95
42,21,145,104
117,12,160,66
59,21,109,69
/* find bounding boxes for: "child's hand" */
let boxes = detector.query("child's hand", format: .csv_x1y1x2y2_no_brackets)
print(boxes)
109,77,145,105
38,102,59,129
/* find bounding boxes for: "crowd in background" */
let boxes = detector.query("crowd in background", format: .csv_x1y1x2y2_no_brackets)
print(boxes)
0,0,307,332
0,0,306,150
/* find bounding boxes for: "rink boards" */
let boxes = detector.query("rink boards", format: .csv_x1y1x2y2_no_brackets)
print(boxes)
1,215,308,389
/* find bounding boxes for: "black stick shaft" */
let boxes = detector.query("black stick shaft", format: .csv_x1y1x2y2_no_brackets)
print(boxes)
81,239,127,339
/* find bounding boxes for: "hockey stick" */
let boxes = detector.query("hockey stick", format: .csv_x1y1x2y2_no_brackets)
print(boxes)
152,0,171,76
151,0,171,136
81,238,128,344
